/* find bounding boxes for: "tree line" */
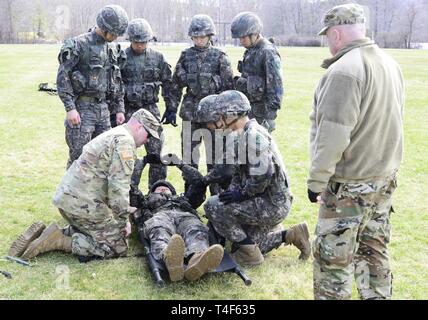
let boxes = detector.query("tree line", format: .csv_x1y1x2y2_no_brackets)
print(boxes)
1,0,427,48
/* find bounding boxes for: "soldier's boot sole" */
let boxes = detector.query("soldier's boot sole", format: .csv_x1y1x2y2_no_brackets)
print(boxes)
164,234,185,282
21,223,70,260
184,245,224,282
8,222,46,257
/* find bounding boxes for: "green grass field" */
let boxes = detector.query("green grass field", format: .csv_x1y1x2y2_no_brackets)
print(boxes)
0,44,427,300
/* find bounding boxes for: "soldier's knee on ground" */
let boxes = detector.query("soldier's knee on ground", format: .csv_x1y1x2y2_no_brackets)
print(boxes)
71,233,128,259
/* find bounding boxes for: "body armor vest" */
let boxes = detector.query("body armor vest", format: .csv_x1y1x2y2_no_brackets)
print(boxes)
122,47,162,106
236,39,280,103
182,47,224,99
70,32,122,100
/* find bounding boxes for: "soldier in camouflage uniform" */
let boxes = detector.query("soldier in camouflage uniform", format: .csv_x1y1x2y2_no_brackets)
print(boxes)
121,18,175,187
231,12,283,133
20,109,161,260
57,5,129,168
308,4,405,300
132,180,224,282
194,90,310,266
172,14,234,178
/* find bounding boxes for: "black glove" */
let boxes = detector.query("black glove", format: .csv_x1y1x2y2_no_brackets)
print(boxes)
143,154,162,165
308,189,320,203
185,181,208,209
129,186,144,208
219,190,248,205
161,110,177,127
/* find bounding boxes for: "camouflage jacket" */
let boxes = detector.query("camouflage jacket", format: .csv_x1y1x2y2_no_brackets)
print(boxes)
140,192,199,222
231,119,291,204
52,125,136,228
235,38,283,114
122,47,176,112
56,30,127,113
172,45,234,120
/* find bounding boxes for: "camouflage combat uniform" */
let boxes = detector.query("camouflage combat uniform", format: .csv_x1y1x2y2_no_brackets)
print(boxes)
56,30,126,168
204,119,292,254
234,38,283,132
142,192,210,261
52,125,136,258
121,47,174,185
310,4,405,300
172,45,234,169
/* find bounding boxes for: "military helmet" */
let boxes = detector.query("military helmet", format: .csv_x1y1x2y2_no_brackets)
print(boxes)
231,12,263,38
96,5,129,36
150,180,177,195
130,109,161,139
194,94,220,123
188,14,216,37
127,18,154,42
194,91,251,123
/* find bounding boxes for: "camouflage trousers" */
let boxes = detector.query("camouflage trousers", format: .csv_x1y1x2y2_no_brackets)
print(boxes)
143,209,209,261
313,174,397,300
125,103,167,187
65,100,111,168
204,194,291,254
249,102,277,133
59,209,128,259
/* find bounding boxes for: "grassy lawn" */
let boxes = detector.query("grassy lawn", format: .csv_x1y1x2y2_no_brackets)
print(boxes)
0,44,427,300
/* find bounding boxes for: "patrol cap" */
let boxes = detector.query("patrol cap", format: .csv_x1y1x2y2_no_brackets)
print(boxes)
130,109,161,139
318,3,366,36
150,180,177,195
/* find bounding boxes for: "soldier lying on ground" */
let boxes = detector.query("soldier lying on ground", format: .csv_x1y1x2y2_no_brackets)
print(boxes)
131,180,224,282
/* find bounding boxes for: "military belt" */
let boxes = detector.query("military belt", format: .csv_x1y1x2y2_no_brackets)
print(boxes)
77,95,105,103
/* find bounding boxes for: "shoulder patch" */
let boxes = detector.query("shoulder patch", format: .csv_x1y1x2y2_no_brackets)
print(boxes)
119,148,134,161
58,38,78,63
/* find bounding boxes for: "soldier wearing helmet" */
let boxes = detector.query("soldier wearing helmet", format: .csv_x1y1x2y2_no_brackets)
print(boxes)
171,14,234,192
56,5,129,168
121,18,175,188
196,91,310,266
231,12,284,133
19,109,161,261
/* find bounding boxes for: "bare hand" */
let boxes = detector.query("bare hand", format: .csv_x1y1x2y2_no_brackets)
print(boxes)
116,112,125,125
67,109,81,126
122,221,132,238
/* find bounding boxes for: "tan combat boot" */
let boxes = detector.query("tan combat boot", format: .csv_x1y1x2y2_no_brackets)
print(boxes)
184,245,224,281
8,222,46,257
285,222,311,260
21,223,72,260
231,244,264,266
163,234,185,282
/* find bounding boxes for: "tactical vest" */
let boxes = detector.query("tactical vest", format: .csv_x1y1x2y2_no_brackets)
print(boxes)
144,193,200,218
238,120,291,204
236,39,280,103
70,32,123,100
181,47,224,99
122,48,162,106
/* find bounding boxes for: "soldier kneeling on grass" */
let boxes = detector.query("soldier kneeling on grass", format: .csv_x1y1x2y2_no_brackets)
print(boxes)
131,180,224,282
8,109,161,262
194,90,311,266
